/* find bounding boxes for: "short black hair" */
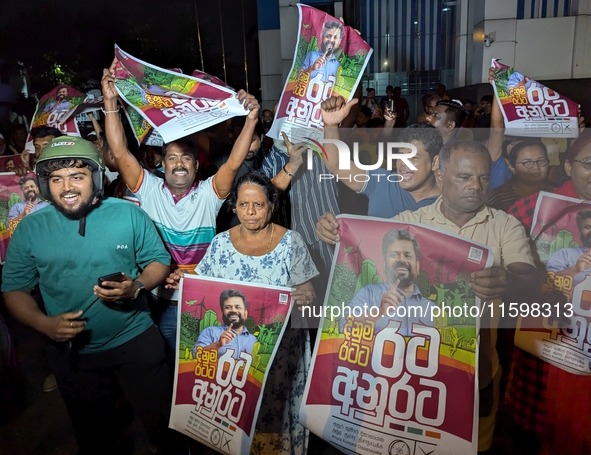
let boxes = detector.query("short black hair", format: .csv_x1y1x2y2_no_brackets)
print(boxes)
366,117,384,128
19,175,36,188
366,87,376,93
461,99,475,106
359,106,372,119
480,95,493,104
162,138,197,161
31,126,63,139
262,109,273,116
323,20,344,40
227,171,279,213
507,139,547,167
36,158,94,180
393,86,402,92
219,289,248,311
436,100,467,129
576,210,591,232
438,139,492,172
386,85,394,92
399,123,443,161
382,229,420,259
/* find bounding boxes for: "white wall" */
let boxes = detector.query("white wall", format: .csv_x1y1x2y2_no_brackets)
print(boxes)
456,0,591,87
515,17,576,79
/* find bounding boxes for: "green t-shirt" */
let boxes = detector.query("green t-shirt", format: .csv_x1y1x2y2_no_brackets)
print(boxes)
2,198,170,353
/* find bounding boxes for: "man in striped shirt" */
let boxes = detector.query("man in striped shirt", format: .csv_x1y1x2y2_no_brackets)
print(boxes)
102,65,260,365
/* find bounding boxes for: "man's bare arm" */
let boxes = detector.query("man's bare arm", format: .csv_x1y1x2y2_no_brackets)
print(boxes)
101,60,143,191
214,91,259,197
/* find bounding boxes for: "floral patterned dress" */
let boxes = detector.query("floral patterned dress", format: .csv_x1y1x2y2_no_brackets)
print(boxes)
195,228,319,455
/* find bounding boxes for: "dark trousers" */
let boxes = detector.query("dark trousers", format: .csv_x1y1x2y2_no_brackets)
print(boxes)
47,325,172,455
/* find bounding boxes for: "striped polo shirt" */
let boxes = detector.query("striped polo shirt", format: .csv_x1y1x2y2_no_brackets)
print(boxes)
132,169,224,299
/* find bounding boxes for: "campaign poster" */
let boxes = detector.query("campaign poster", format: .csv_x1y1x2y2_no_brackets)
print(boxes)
491,59,579,138
0,155,23,173
301,215,494,455
113,45,249,144
170,275,293,454
266,5,373,143
515,192,591,375
0,172,38,263
30,85,85,138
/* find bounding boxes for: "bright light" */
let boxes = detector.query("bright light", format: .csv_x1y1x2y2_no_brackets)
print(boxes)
414,21,418,24
383,61,388,66
442,7,450,11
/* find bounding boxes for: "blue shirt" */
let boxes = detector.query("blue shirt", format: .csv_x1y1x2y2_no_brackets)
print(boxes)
360,169,438,218
546,247,591,286
489,157,512,190
301,50,340,83
7,199,49,222
339,283,434,336
193,325,257,360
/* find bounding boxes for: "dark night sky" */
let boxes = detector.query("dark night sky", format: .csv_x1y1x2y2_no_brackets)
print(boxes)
0,0,260,97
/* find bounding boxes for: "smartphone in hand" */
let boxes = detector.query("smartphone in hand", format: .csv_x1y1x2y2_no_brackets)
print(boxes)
98,272,125,290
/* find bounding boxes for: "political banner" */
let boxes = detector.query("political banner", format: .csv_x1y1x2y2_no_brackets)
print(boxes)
266,5,373,143
170,275,293,454
515,192,591,375
491,59,579,138
301,215,494,455
0,172,40,263
113,45,248,144
30,85,85,138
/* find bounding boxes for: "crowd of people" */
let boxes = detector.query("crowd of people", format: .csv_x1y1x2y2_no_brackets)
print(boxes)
0,57,588,455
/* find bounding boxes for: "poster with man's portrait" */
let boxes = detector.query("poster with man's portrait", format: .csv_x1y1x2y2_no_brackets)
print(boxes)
171,275,293,454
516,192,591,375
301,215,494,455
0,172,40,263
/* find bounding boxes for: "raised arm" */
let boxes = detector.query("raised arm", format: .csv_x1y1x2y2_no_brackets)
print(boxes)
270,132,307,191
321,96,368,192
101,59,144,190
214,90,259,197
488,66,505,161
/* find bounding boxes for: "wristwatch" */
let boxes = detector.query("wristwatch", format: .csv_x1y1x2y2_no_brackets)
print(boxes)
132,280,145,300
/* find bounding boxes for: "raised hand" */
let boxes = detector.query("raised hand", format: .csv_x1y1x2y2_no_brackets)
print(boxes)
236,90,260,121
321,96,359,127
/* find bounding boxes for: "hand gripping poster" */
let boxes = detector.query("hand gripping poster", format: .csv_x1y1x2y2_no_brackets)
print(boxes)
112,45,249,144
0,172,41,263
266,5,372,143
515,192,591,375
301,215,494,455
170,275,293,454
491,59,579,138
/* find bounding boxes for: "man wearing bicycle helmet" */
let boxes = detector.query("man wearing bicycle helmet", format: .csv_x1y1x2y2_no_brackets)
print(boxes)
2,136,172,453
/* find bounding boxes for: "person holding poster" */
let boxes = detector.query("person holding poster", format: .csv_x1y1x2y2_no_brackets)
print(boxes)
2,137,172,454
192,289,257,359
318,96,539,452
102,61,260,366
167,171,318,455
505,129,591,453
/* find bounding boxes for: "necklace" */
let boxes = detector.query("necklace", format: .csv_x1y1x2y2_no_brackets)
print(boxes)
238,223,275,255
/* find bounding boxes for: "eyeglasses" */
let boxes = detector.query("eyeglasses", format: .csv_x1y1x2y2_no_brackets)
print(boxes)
572,159,591,170
515,158,549,169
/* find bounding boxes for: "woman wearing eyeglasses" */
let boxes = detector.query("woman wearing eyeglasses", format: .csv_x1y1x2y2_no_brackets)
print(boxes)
485,139,553,211
504,129,591,455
